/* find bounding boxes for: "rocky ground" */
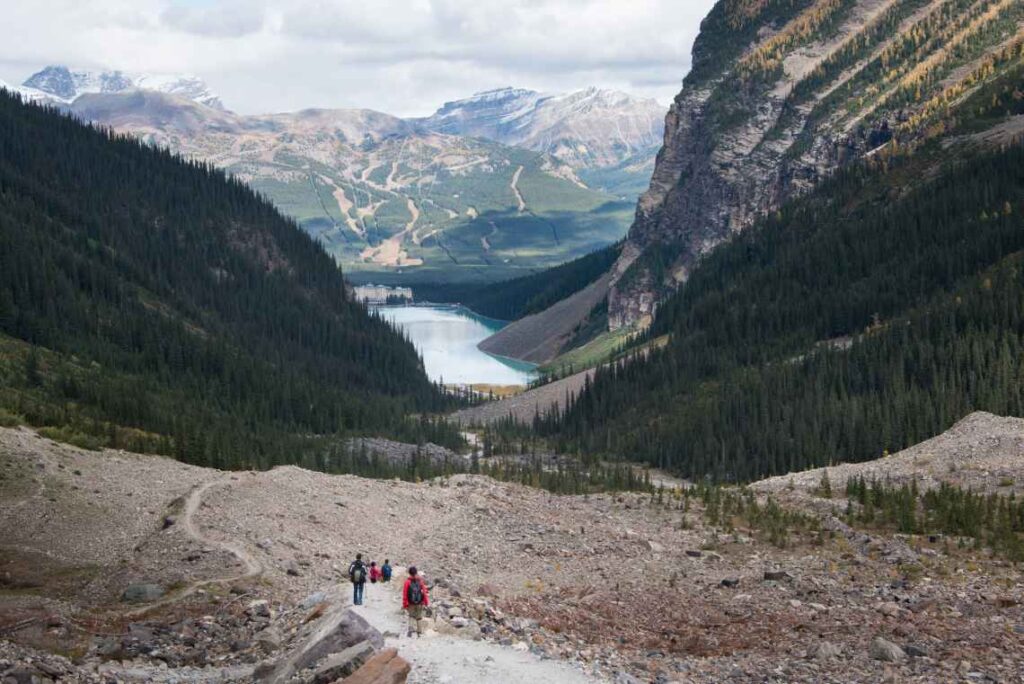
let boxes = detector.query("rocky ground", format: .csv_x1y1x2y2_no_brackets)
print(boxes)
2,414,1024,682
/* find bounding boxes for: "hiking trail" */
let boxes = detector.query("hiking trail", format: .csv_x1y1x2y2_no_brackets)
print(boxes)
351,576,600,684
127,477,263,616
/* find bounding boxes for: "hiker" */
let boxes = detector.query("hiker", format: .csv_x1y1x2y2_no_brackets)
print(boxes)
369,561,382,584
381,559,393,583
349,553,368,605
402,566,430,637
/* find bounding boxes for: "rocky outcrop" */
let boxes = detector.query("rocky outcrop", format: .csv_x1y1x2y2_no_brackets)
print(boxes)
254,607,383,682
604,0,1024,329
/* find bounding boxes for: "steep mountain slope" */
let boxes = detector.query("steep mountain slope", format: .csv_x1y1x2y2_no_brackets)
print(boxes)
420,87,666,190
0,89,456,468
542,133,1024,480
485,0,1024,351
408,242,621,321
64,89,633,283
18,64,223,108
610,0,1024,329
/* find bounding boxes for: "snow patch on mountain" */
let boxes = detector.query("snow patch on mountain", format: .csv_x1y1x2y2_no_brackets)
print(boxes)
20,66,223,109
420,86,665,169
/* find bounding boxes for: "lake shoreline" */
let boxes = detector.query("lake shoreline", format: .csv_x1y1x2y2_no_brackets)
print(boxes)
371,304,538,386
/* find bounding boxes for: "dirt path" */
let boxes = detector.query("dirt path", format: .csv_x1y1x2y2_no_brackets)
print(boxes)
127,477,262,616
351,575,599,684
510,165,526,212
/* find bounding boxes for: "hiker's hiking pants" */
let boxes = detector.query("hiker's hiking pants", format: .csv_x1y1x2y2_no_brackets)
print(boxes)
353,581,364,605
406,605,425,635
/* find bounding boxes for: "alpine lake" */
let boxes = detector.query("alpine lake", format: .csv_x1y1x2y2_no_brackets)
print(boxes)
371,305,537,386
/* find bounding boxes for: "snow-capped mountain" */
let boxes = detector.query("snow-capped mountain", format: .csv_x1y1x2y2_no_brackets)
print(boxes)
420,86,666,170
18,66,223,109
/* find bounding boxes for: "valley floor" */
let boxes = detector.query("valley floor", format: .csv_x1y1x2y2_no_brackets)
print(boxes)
1,416,1023,682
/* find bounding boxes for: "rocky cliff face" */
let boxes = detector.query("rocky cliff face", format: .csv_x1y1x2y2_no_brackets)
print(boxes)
609,0,1024,329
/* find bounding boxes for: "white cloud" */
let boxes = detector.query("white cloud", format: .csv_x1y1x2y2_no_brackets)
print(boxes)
0,0,717,116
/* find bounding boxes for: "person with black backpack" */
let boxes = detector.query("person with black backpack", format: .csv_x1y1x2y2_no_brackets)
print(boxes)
401,566,430,637
348,553,368,606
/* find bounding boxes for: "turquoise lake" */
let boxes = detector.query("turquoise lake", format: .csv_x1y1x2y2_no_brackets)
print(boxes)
373,305,537,385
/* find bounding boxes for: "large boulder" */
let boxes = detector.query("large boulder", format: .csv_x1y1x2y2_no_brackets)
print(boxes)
311,641,376,683
341,648,410,684
254,606,383,682
869,636,905,663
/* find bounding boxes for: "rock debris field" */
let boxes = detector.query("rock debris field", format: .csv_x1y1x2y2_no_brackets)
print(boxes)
1,414,1023,682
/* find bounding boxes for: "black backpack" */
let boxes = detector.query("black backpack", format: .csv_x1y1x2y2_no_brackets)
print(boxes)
351,561,365,584
407,578,424,605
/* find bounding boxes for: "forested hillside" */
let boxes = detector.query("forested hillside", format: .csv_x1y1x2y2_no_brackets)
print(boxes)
541,136,1024,481
0,90,458,469
410,242,621,320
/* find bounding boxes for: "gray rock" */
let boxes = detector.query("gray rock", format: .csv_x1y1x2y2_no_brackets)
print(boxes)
311,640,376,684
720,578,739,588
254,607,383,682
904,644,928,658
2,665,54,684
808,641,842,660
300,591,328,610
121,583,164,603
869,636,905,662
685,550,703,558
256,626,283,654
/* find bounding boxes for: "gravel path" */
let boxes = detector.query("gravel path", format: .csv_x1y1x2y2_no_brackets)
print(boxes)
352,573,600,684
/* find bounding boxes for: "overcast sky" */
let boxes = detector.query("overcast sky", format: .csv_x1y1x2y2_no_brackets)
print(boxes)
0,0,717,117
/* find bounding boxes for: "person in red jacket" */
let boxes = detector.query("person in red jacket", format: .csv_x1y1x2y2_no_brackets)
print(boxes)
369,561,382,584
402,566,429,637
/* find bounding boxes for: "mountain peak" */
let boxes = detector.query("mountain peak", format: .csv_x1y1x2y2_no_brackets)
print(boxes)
20,65,224,109
422,85,665,170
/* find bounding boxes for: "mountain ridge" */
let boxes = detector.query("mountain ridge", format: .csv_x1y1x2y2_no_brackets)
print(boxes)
0,89,458,465
16,64,223,109
419,85,666,171
6,66,663,281
609,0,1024,329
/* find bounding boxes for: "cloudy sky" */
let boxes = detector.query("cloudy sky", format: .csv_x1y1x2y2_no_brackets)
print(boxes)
0,0,717,116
